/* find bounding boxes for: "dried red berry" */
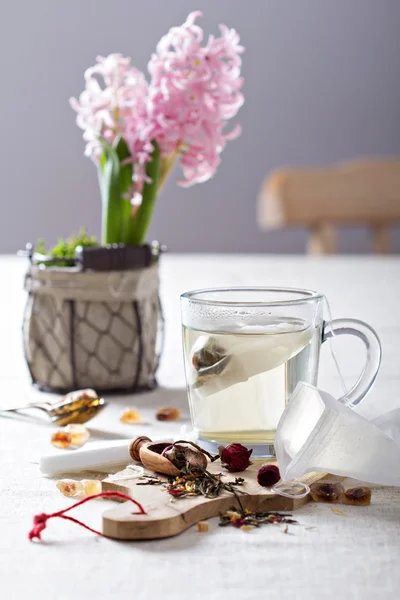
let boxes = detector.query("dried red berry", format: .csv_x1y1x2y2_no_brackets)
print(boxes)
219,443,252,472
257,464,280,487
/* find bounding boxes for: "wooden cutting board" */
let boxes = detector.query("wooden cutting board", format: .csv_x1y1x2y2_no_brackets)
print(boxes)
101,460,329,540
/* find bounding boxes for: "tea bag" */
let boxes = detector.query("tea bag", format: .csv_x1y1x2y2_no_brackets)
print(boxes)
371,408,400,442
189,323,313,397
275,382,400,486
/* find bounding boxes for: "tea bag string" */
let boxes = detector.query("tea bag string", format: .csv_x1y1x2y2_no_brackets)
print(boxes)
322,294,348,397
272,480,310,499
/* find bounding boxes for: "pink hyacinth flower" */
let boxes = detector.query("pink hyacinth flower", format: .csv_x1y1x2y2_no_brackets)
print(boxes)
147,11,244,186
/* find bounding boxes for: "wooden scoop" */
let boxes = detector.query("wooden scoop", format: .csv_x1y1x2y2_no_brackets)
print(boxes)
129,436,208,477
130,436,181,476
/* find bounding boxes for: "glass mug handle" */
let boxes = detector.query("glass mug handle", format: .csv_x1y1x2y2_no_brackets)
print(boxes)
322,319,382,407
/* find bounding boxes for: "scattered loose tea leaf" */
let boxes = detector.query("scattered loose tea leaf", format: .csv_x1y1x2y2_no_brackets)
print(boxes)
165,466,247,505
281,525,289,534
219,508,298,531
173,440,220,463
331,508,349,517
136,475,163,486
163,444,207,471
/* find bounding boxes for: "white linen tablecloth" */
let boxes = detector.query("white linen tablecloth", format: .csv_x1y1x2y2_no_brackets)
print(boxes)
0,254,399,600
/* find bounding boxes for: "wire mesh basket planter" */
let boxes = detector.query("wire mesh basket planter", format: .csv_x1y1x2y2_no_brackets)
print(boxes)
22,244,164,393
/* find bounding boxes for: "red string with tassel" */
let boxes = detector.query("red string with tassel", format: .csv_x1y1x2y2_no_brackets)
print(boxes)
28,491,146,541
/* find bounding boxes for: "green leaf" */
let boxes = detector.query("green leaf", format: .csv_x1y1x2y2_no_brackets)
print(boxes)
99,142,122,244
113,136,132,196
99,152,106,172
35,228,98,266
97,136,135,245
113,137,134,244
128,140,160,246
35,238,46,255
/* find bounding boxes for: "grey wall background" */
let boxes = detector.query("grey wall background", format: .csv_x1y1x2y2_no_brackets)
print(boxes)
1,0,399,253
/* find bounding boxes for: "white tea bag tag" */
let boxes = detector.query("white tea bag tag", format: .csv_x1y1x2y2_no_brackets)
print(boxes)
275,382,400,486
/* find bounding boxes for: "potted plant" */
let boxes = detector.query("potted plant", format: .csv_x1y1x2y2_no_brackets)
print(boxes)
22,11,244,393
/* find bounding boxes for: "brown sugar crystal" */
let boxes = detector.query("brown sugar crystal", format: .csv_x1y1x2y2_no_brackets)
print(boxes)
51,431,73,449
342,487,371,506
310,480,345,503
156,407,181,421
120,408,143,424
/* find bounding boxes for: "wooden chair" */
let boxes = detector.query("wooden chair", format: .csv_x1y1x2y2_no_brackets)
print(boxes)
257,158,400,254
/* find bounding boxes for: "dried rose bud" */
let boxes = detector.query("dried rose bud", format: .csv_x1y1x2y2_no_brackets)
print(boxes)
310,480,345,503
219,443,252,472
257,464,281,487
342,486,371,506
156,407,181,421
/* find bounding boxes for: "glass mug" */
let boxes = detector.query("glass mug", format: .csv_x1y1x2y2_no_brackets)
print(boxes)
181,287,381,457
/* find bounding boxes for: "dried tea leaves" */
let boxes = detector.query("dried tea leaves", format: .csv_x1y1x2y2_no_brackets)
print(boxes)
219,508,298,531
165,469,245,501
163,444,207,471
